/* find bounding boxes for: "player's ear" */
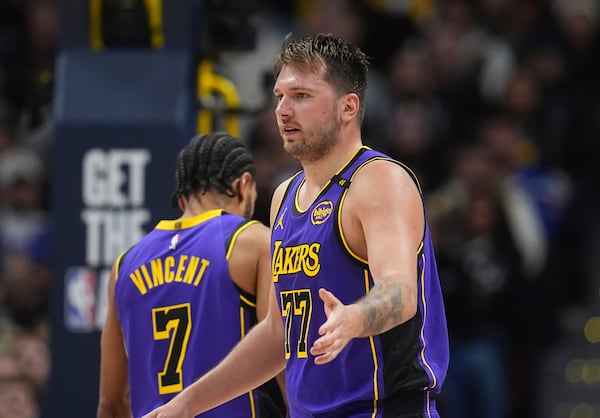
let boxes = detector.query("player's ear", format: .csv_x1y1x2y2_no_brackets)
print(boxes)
236,172,253,200
178,195,186,211
340,93,359,123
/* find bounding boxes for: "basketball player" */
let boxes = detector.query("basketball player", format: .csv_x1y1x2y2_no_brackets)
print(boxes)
143,33,449,418
97,133,286,417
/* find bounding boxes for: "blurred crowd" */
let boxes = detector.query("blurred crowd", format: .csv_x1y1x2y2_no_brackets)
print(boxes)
1,0,600,417
0,0,55,417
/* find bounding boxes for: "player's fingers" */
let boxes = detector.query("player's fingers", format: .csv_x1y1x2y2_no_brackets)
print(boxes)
313,347,341,365
311,332,344,355
319,288,340,311
318,320,331,336
313,354,330,365
310,335,332,354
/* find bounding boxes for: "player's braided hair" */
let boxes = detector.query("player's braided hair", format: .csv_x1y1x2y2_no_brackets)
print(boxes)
171,132,256,207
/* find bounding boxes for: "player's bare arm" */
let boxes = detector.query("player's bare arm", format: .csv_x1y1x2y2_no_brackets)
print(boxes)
97,264,132,418
269,178,293,227
228,221,272,320
344,159,422,334
310,160,423,363
229,220,287,401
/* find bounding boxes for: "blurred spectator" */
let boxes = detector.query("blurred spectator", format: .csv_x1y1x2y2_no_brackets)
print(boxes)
427,141,538,418
0,352,19,379
386,37,434,103
0,375,39,418
12,331,50,391
382,101,446,192
0,147,48,256
447,0,518,104
0,338,40,418
426,143,499,245
422,10,485,145
0,145,50,336
383,36,450,145
1,255,49,332
436,189,521,418
2,219,51,332
552,0,599,62
476,116,548,280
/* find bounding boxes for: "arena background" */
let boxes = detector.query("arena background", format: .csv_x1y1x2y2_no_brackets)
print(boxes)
0,0,594,417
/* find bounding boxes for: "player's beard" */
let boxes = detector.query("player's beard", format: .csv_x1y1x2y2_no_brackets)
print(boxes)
283,117,341,163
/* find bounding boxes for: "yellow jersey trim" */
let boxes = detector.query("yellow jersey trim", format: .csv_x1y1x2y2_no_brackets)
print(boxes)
364,269,380,417
114,249,129,282
155,209,223,230
226,220,259,260
240,305,257,417
239,294,257,309
418,252,438,390
294,146,369,214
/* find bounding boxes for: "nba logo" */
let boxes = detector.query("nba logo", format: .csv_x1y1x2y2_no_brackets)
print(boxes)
169,233,180,250
65,267,97,332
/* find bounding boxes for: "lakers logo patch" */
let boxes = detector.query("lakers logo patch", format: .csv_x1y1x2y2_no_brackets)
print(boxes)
311,201,333,225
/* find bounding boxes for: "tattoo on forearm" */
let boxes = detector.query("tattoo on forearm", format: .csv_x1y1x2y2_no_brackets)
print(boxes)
358,277,405,336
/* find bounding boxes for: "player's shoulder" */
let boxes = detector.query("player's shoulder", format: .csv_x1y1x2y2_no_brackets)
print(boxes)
346,157,424,217
227,219,270,281
354,157,419,190
233,220,270,250
270,171,302,224
272,171,300,202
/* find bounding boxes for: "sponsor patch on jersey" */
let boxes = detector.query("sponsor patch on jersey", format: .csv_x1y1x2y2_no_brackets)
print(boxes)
311,200,333,225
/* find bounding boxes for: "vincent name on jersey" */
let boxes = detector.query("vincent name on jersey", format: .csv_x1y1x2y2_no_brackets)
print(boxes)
127,254,211,295
272,240,321,282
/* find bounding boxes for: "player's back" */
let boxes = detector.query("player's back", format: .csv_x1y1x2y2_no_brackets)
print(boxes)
115,209,260,418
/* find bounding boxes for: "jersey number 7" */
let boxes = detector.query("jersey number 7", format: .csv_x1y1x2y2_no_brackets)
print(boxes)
152,303,192,394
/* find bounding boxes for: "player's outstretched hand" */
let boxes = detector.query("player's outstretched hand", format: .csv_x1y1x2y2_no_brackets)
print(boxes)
142,399,194,418
310,288,361,365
